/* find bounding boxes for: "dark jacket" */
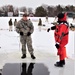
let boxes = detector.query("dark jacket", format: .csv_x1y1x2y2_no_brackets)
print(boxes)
9,19,13,26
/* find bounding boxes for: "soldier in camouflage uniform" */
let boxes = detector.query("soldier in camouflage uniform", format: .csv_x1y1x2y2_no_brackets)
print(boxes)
16,14,36,59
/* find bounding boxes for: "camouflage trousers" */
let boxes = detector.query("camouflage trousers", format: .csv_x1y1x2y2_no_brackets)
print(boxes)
20,35,34,55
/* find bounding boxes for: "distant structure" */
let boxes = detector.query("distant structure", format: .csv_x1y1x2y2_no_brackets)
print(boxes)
8,12,13,17
19,11,24,17
63,11,75,18
67,12,75,18
29,13,34,17
0,12,5,17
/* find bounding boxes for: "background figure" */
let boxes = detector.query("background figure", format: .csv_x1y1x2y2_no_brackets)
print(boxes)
51,16,58,25
72,16,75,24
38,18,42,31
71,16,75,26
16,14,36,59
45,16,48,22
21,63,35,75
8,18,13,31
53,16,58,23
14,19,17,31
70,16,75,30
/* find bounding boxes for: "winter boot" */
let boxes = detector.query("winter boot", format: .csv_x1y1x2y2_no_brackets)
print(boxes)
31,54,36,59
62,59,65,65
21,54,26,59
54,60,63,67
56,59,65,65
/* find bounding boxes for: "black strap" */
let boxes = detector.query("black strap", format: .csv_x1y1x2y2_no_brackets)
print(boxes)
64,32,69,36
57,21,69,27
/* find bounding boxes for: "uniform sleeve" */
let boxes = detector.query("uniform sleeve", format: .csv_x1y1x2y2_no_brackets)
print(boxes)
29,21,34,34
16,21,26,34
16,21,22,33
16,20,32,35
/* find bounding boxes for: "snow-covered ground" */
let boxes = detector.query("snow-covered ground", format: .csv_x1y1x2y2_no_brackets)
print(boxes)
0,17,74,58
0,17,74,75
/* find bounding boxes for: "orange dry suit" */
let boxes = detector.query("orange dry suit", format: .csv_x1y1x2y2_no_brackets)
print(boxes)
54,22,69,60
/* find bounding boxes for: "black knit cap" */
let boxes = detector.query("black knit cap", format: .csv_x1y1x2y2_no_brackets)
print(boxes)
23,13,28,17
57,13,64,19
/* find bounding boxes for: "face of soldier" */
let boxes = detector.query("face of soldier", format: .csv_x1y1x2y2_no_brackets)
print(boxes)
23,16,28,20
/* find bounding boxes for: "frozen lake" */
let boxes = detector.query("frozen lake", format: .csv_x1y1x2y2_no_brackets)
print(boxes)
0,17,74,59
0,17,74,75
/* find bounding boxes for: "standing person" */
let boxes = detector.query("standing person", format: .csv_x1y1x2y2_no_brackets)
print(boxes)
72,16,75,24
38,18,42,31
14,19,17,31
45,16,48,22
51,16,58,25
16,14,36,59
47,13,69,67
70,17,75,30
53,16,58,23
8,18,13,31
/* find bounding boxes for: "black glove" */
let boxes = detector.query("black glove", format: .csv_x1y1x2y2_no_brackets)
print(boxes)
55,43,60,49
51,26,56,30
27,32,31,36
20,32,23,36
47,28,50,32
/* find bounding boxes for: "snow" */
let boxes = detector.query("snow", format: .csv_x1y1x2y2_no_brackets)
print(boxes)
0,17,74,75
0,17,74,59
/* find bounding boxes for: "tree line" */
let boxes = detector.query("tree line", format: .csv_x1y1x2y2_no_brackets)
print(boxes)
0,4,75,17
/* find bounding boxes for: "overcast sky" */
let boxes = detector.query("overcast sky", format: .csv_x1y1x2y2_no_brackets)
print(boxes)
0,0,75,9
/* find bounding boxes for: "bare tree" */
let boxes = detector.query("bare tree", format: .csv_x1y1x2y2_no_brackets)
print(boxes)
7,5,14,12
19,6,27,13
13,7,19,16
28,7,33,14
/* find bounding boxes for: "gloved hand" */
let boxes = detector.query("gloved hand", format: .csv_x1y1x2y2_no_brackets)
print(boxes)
51,26,56,30
20,32,23,36
55,43,60,49
27,32,31,36
47,28,50,32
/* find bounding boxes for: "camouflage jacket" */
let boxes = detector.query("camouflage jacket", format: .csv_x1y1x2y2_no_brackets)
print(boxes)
16,19,34,36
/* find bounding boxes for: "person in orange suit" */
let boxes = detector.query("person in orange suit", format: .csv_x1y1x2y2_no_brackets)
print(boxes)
47,12,69,67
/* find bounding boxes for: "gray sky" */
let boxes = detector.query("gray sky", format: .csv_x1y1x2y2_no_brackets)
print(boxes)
0,0,75,9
